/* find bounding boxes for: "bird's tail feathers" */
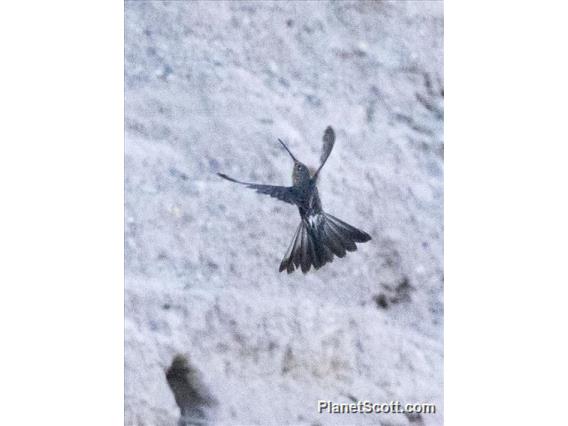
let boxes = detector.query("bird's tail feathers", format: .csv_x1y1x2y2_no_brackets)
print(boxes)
279,212,371,274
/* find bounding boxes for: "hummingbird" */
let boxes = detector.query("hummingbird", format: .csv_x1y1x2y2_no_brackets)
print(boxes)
217,126,371,274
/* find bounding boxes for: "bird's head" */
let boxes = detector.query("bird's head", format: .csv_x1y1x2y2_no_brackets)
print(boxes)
292,161,311,186
278,138,311,186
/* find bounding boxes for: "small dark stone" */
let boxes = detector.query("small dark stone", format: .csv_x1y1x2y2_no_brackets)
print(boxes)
390,276,414,305
162,303,171,310
406,412,423,424
373,294,389,309
397,276,412,291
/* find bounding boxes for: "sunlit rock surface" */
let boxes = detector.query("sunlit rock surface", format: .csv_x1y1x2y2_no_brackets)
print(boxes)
125,1,443,425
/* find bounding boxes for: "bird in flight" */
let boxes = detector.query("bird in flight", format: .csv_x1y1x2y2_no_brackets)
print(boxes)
218,126,371,273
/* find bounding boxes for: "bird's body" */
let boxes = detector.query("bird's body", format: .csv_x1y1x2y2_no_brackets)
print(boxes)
218,126,371,273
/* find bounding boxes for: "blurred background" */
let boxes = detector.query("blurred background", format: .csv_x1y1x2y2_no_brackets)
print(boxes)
125,1,443,425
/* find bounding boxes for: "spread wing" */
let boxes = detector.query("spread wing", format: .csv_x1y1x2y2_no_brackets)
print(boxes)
217,173,298,205
313,126,335,179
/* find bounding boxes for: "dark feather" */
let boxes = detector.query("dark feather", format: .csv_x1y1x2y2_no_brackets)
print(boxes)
325,218,357,252
312,126,335,180
300,224,309,272
303,228,317,272
321,221,347,258
280,212,370,273
218,173,298,205
292,224,305,269
320,126,335,166
326,213,372,243
279,222,301,273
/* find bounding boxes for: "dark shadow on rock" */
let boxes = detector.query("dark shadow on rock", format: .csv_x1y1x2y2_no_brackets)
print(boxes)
373,275,415,310
166,354,217,426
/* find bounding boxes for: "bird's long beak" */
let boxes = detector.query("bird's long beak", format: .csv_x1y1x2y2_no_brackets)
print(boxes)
278,139,298,162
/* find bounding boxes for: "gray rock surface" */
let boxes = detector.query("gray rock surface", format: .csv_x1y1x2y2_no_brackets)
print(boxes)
125,1,443,425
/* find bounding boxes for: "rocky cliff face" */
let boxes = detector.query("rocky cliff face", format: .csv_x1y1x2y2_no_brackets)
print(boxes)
125,1,443,425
